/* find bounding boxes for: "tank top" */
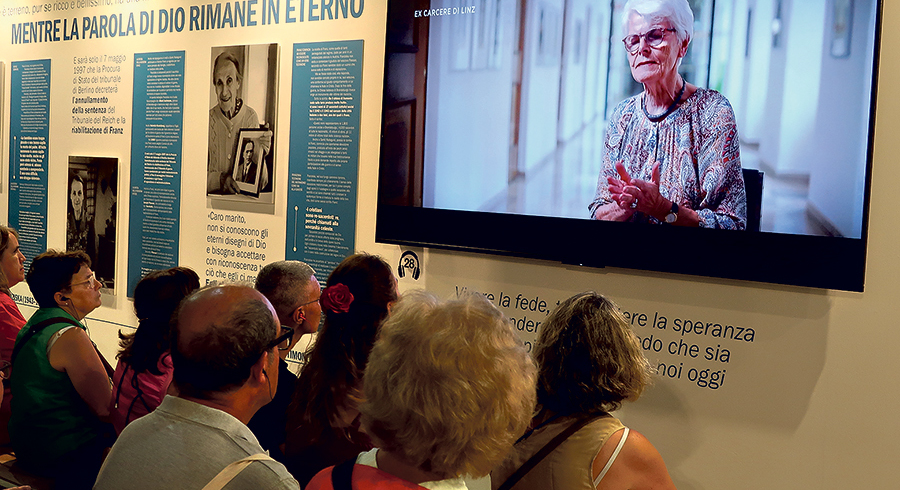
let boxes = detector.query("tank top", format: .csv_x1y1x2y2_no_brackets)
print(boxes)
9,307,106,464
491,413,625,490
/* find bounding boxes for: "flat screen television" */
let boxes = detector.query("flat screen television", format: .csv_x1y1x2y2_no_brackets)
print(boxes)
376,0,880,291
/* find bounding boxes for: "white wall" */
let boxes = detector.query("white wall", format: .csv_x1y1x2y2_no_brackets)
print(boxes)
740,0,774,144
582,3,608,125
425,0,517,211
770,1,826,175
4,1,900,488
520,0,564,171
556,0,587,142
807,0,875,238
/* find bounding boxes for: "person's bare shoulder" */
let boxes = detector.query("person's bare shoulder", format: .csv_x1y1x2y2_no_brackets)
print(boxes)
593,428,676,490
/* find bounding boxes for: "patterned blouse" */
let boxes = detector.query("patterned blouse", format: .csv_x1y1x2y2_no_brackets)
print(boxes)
589,88,747,230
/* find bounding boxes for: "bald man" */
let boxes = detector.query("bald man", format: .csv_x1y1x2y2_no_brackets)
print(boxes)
95,285,300,489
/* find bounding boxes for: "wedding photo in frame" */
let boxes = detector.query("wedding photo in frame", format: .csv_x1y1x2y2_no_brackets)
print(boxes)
231,129,267,197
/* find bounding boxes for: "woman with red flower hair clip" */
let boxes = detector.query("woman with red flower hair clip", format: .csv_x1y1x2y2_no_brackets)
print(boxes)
284,253,398,487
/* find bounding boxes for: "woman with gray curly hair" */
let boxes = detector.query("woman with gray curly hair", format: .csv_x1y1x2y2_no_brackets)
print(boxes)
492,292,674,490
305,290,537,490
589,0,746,230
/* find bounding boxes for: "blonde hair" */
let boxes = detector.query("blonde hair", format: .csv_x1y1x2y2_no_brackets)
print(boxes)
360,290,536,479
535,291,651,414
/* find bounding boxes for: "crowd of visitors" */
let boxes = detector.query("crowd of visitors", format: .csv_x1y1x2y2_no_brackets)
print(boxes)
0,231,672,489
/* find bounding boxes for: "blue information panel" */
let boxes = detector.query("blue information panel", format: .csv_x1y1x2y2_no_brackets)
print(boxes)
286,41,363,277
127,52,185,295
8,60,51,272
284,41,363,277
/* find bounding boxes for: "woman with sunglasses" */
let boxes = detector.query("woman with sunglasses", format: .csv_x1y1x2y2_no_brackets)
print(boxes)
9,250,112,490
109,267,200,434
589,0,746,230
0,225,26,445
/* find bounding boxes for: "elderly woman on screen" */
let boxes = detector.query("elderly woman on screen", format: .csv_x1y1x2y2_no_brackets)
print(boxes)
491,292,675,490
589,0,746,229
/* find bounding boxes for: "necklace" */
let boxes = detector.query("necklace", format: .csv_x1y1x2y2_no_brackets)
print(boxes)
643,78,685,122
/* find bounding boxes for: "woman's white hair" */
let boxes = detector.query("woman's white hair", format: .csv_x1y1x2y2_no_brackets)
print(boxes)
622,0,694,44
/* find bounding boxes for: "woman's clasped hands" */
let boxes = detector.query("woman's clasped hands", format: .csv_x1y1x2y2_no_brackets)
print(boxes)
607,161,670,218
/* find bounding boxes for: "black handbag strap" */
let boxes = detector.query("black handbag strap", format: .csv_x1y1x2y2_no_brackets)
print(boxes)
496,413,603,490
331,457,356,490
10,316,82,366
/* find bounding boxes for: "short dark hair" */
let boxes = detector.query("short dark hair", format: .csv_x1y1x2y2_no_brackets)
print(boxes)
170,287,278,399
255,260,315,324
26,250,91,308
535,292,651,414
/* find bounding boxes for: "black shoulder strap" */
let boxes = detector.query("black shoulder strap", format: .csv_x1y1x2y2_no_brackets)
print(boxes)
496,413,603,490
10,316,82,365
331,457,356,490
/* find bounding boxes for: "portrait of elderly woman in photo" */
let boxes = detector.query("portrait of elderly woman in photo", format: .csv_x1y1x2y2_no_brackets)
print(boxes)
589,0,746,229
208,50,270,195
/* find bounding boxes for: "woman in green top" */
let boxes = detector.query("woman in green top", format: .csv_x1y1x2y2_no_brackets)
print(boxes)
10,250,112,490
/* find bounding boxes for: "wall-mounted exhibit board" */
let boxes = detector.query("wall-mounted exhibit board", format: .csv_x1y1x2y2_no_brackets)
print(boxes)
0,0,382,372
0,1,899,489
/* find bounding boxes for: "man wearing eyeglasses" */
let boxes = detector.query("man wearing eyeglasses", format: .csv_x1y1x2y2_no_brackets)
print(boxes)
250,260,321,462
95,284,300,489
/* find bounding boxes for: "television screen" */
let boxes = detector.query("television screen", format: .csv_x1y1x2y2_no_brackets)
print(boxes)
376,0,880,291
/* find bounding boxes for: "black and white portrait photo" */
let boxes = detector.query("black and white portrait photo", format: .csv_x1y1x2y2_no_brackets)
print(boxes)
207,43,279,213
67,156,118,291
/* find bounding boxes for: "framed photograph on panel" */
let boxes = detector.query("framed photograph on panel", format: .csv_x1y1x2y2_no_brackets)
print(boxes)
68,156,118,292
232,129,267,197
207,43,279,213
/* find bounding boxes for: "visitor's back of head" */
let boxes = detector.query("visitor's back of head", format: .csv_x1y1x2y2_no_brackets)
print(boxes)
118,267,201,375
535,291,651,414
288,253,398,443
26,250,90,308
255,260,316,325
170,284,278,400
360,290,536,479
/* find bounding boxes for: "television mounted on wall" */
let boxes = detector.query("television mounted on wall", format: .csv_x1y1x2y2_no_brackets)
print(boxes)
376,0,881,291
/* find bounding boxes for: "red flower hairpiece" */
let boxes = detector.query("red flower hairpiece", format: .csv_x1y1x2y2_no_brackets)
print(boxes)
320,283,354,313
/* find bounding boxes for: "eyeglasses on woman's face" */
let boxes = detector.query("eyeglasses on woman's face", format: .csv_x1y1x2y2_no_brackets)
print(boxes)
69,272,100,289
623,27,676,54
